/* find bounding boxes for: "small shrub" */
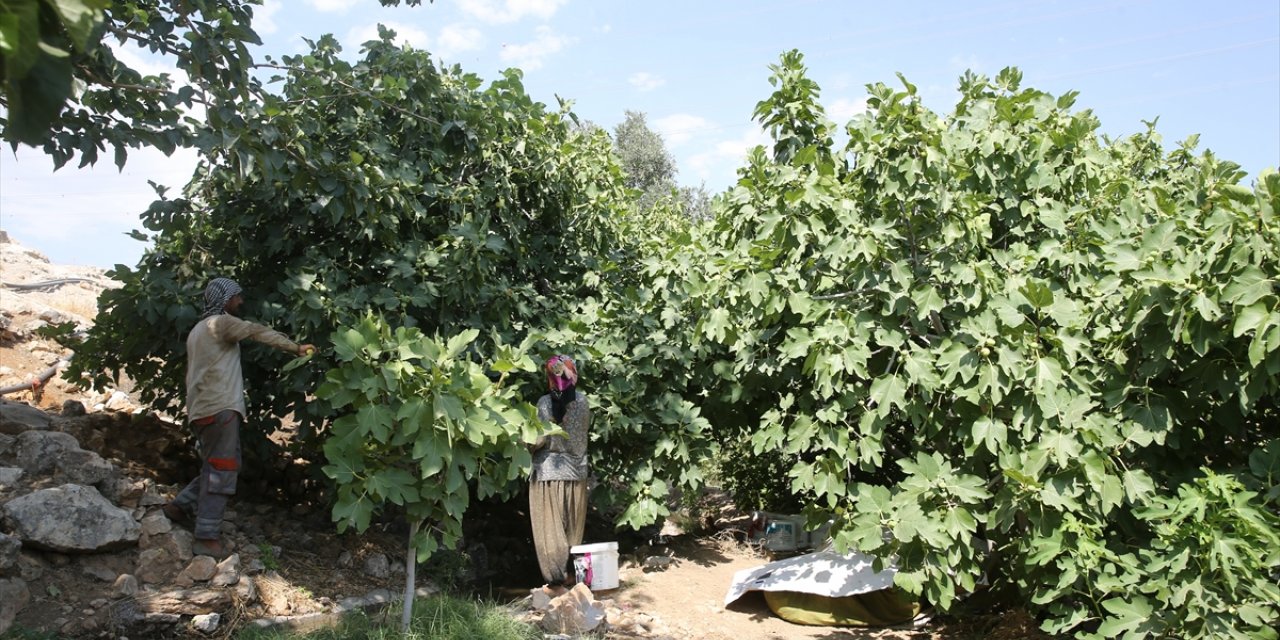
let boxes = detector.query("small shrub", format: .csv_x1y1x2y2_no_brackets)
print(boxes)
236,594,539,640
714,438,805,514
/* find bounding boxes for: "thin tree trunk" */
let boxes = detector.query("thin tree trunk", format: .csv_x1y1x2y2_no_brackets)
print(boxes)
402,518,421,632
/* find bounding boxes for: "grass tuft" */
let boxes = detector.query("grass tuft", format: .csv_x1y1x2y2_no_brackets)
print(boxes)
237,593,541,640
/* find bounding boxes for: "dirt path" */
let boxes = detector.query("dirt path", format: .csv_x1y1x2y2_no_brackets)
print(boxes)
602,536,944,640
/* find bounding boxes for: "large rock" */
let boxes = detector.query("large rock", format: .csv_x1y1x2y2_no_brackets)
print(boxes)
174,555,218,586
135,588,231,615
140,512,172,536
1,484,141,552
141,528,194,562
136,548,183,584
363,552,390,578
0,400,50,435
0,533,20,575
0,467,22,490
540,584,606,635
12,430,79,474
57,448,119,488
0,578,30,634
211,554,240,587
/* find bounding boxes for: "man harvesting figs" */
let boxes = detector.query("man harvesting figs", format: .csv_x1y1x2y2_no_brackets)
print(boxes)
163,277,314,559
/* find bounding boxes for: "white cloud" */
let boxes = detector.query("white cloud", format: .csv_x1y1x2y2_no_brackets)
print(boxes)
499,26,573,71
653,114,709,146
828,96,870,122
111,44,181,80
949,54,982,73
1,146,201,267
255,0,283,35
435,23,485,59
346,21,432,51
628,72,665,92
309,0,358,12
685,126,770,184
457,0,567,24
597,23,612,34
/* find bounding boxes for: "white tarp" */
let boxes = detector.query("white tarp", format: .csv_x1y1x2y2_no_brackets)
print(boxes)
724,548,900,607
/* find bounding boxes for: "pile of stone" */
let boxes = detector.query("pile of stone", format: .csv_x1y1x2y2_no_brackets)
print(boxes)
521,582,677,638
0,399,414,637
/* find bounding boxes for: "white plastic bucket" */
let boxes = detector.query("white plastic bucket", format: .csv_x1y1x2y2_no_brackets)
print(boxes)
570,541,619,590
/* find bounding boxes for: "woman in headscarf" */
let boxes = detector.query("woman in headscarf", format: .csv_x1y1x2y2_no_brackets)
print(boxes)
529,354,590,587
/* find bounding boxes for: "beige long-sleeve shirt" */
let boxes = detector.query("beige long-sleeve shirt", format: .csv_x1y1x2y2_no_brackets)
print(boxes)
185,314,299,422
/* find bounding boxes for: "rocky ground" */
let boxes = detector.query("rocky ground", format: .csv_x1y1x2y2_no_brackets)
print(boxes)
0,234,1043,639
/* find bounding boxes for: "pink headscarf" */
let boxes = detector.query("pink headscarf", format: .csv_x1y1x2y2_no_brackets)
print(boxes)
545,355,578,392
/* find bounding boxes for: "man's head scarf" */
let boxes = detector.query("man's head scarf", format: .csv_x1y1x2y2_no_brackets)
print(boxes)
545,355,578,392
199,277,242,320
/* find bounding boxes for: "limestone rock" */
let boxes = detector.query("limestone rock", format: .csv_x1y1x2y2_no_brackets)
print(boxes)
141,528,194,561
0,578,31,635
192,612,220,633
0,467,23,488
212,554,240,587
177,555,218,583
56,448,119,488
531,585,556,611
12,430,78,474
0,400,51,435
136,588,230,616
15,553,42,581
141,512,173,536
1,484,140,552
81,561,117,582
136,548,182,584
112,574,138,598
0,532,20,575
234,574,257,603
363,552,390,578
540,583,605,635
115,479,149,509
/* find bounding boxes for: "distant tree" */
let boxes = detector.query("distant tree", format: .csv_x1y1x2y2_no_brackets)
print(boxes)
613,110,676,194
612,110,712,220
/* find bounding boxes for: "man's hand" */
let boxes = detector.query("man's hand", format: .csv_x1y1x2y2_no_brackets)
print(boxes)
297,344,317,356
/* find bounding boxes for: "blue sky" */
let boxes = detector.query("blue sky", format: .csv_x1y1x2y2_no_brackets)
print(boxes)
2,0,1277,268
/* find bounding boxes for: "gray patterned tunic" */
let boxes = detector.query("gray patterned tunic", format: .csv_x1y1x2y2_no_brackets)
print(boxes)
532,391,590,481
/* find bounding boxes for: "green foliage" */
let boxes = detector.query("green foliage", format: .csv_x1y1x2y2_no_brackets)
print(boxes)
316,314,544,561
714,437,805,513
0,626,61,640
2,0,429,168
236,594,539,640
256,542,280,571
0,0,107,147
71,32,636,455
67,30,1280,636
608,51,1280,636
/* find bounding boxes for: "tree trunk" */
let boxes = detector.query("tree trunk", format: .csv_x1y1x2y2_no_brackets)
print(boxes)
402,518,421,632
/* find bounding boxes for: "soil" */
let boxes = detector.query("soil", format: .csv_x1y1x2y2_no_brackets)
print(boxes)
0,234,1048,639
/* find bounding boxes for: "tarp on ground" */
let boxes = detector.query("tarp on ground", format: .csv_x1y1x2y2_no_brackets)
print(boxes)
724,548,920,627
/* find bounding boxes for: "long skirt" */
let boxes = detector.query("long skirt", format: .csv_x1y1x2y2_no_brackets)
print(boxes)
529,479,587,584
